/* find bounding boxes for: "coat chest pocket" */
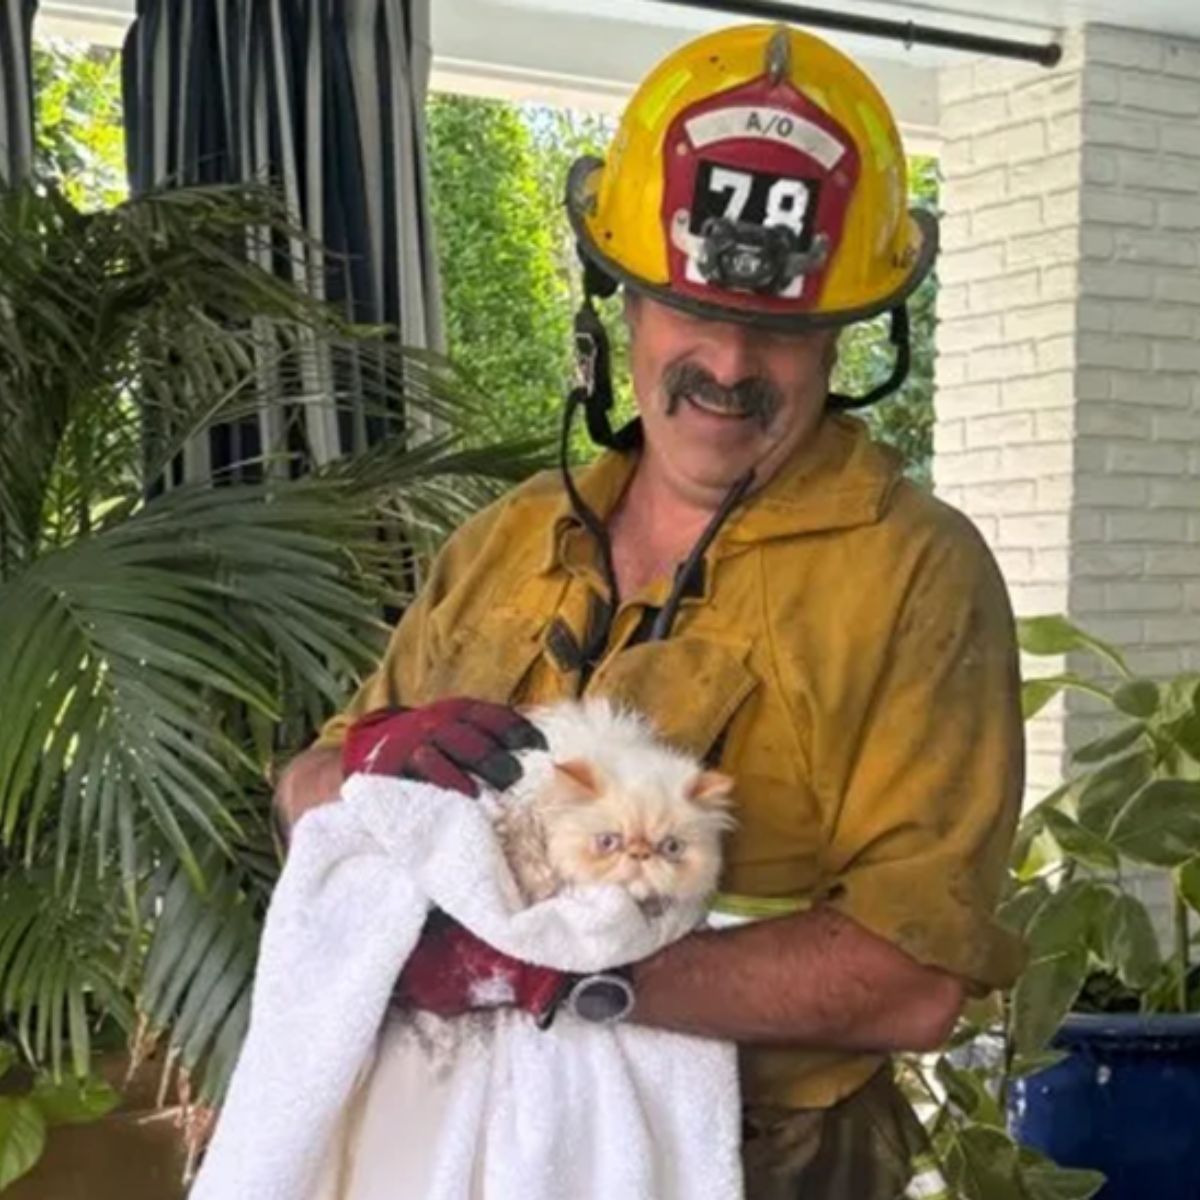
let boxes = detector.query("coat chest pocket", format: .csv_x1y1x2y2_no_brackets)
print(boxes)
419,608,547,704
585,636,758,761
587,639,829,900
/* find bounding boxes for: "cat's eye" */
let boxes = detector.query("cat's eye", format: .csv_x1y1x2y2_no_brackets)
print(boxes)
658,836,685,861
594,832,623,855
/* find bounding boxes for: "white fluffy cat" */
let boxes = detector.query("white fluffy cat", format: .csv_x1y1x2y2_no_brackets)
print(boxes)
396,699,735,1065
491,698,736,917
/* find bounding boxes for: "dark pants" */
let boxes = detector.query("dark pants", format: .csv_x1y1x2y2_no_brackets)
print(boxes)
741,1067,929,1200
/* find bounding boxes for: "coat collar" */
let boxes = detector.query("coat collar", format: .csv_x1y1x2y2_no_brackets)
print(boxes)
538,415,901,575
720,414,901,545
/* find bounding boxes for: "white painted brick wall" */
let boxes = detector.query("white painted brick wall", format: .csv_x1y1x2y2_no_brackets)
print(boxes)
1075,23,1200,693
935,23,1200,803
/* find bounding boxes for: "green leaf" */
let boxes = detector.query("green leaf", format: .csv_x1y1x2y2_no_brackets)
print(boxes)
0,870,132,1080
1010,1049,1069,1078
996,879,1051,937
1022,675,1110,720
1165,708,1200,765
1042,809,1119,872
1157,675,1200,724
199,991,251,1104
935,1057,1005,1127
1140,961,1191,1014
1103,895,1161,989
1010,782,1079,873
29,1074,120,1126
1025,880,1113,957
1113,679,1160,719
0,1098,46,1190
946,1124,1023,1200
1177,857,1200,917
1011,948,1089,1055
1011,806,1050,876
1017,1146,1106,1199
1109,780,1200,866
0,1044,15,1081
1075,752,1154,837
1014,824,1063,882
1072,723,1147,764
139,855,265,1105
1018,616,1128,674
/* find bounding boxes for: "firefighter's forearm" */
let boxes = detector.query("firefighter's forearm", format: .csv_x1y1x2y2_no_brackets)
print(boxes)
628,906,965,1052
274,744,344,836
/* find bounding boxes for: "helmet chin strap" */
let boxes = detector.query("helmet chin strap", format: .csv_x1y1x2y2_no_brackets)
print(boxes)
826,305,911,410
572,295,642,453
572,261,641,453
559,273,757,647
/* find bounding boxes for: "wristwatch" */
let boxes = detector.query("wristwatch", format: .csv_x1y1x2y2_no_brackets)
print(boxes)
566,969,636,1025
538,968,636,1029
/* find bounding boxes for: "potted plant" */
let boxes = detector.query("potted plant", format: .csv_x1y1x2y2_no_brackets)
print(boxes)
886,615,1200,1200
1001,616,1200,1198
0,179,544,1194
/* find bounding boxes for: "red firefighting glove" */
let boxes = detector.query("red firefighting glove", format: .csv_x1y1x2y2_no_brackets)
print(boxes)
394,911,570,1026
341,698,546,797
342,700,567,1023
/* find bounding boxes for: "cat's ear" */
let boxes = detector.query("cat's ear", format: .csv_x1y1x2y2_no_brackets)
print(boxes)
553,759,601,802
687,770,734,809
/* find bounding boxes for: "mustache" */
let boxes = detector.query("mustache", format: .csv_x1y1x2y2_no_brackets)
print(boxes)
662,361,782,431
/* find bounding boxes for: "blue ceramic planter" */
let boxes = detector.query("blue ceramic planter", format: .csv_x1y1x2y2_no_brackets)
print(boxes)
1009,1012,1200,1199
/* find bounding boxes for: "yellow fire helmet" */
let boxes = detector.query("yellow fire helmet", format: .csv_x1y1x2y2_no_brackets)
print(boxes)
563,23,936,443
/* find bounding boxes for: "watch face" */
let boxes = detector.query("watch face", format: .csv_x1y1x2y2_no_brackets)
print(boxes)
572,974,635,1025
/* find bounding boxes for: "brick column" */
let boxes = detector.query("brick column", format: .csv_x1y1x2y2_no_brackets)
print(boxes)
934,25,1200,796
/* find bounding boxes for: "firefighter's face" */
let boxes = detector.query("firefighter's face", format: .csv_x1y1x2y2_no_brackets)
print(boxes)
625,293,838,505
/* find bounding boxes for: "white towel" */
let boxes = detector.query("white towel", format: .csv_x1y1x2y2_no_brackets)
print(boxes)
190,773,743,1200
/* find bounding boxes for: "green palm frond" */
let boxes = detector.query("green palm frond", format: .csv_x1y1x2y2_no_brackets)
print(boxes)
0,177,554,1095
0,869,134,1080
138,847,269,1104
0,482,369,883
0,181,547,561
1,448,546,887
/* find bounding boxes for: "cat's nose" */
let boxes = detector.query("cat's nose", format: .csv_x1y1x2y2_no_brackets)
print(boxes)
626,837,652,860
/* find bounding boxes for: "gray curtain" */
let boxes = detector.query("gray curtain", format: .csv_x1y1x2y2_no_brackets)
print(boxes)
0,0,36,187
122,0,443,477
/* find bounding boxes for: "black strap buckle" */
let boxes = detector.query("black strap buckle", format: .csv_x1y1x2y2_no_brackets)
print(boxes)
574,328,597,396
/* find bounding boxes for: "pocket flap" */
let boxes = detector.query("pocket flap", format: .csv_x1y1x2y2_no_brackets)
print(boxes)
588,637,758,761
423,610,547,704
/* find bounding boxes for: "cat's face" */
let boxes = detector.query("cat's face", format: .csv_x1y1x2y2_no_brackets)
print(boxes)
540,759,734,910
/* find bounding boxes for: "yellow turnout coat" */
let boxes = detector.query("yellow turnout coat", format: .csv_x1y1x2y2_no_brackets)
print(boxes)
319,413,1025,1113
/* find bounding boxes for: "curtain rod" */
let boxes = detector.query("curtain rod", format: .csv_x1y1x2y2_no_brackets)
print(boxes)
655,0,1063,67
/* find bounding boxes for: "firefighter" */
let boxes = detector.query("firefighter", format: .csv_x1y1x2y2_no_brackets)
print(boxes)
279,23,1024,1197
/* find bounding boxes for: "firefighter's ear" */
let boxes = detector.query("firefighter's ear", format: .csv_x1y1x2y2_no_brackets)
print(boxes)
823,329,839,373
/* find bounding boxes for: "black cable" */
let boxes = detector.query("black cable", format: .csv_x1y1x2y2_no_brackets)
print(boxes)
559,386,622,616
559,286,755,655
648,468,756,642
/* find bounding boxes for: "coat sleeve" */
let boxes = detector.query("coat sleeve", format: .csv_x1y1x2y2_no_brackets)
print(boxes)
312,502,507,748
823,519,1027,992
